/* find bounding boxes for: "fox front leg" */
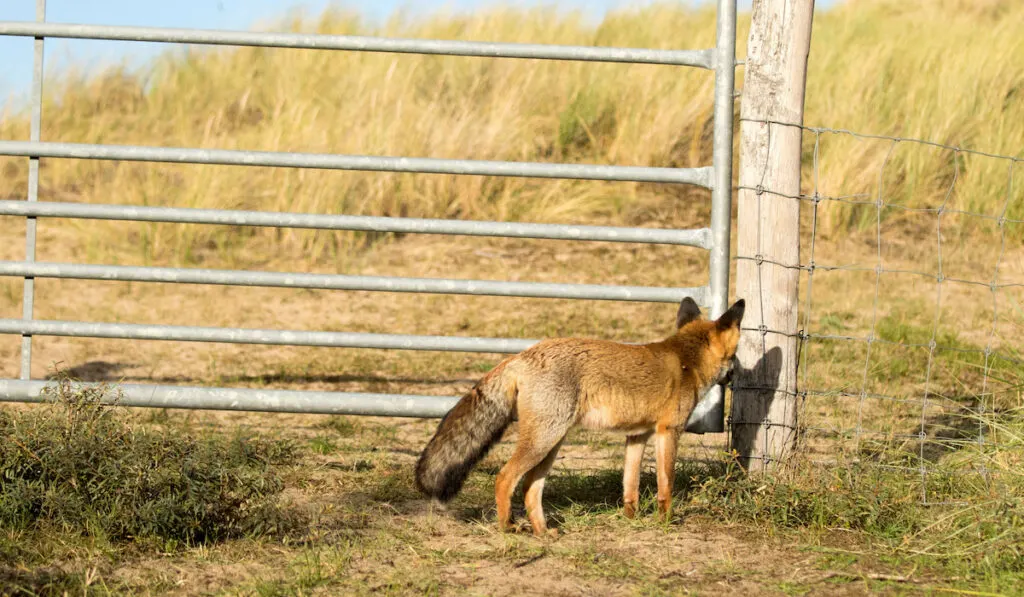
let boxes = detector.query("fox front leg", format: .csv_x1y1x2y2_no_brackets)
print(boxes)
654,426,680,520
622,431,653,518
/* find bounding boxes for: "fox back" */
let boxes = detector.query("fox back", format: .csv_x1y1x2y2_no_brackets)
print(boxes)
512,298,743,438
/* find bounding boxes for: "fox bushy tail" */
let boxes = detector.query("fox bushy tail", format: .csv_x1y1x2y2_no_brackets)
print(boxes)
415,364,517,502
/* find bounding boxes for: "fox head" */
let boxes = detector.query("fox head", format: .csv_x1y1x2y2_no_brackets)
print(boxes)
674,297,745,386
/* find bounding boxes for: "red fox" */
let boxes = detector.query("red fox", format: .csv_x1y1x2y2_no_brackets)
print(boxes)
415,297,744,536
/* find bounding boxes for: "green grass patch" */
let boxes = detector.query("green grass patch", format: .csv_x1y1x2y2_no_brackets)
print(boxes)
309,435,340,455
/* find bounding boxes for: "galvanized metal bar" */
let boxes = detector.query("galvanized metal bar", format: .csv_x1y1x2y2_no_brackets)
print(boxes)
709,0,736,321
0,201,712,249
0,261,708,305
685,0,737,435
0,318,537,353
20,0,46,381
0,141,714,187
0,21,715,69
0,379,459,417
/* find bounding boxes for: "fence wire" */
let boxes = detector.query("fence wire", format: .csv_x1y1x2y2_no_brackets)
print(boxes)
733,119,1022,504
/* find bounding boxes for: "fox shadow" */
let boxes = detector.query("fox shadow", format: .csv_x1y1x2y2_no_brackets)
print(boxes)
728,345,786,467
448,459,736,528
45,360,134,381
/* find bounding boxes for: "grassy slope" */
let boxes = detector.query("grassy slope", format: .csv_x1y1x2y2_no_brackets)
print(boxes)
0,0,1022,265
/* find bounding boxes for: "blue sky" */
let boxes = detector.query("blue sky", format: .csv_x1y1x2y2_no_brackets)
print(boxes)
1,0,837,100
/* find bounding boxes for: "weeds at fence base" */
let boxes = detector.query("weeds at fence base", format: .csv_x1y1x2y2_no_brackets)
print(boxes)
683,432,1024,588
0,374,301,591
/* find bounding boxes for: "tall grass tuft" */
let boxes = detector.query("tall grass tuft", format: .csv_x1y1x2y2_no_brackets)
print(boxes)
0,376,298,549
1,0,1020,265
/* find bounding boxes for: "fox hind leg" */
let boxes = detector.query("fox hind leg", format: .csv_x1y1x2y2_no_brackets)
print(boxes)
495,430,567,534
522,439,565,536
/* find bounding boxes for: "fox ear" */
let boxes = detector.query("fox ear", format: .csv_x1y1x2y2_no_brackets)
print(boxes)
676,297,702,329
715,299,745,330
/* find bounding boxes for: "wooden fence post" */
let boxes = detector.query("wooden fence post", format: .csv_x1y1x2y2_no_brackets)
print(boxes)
731,0,815,471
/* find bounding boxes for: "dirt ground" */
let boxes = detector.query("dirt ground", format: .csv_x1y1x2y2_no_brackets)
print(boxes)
78,408,930,597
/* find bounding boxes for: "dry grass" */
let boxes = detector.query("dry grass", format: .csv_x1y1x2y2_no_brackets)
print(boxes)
0,0,1022,266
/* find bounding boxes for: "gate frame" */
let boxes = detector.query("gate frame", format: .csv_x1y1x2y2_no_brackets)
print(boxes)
0,0,737,420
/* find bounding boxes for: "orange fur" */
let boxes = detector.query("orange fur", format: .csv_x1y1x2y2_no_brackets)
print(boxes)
415,298,744,536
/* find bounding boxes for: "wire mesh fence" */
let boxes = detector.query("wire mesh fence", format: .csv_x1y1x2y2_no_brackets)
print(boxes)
732,118,1023,504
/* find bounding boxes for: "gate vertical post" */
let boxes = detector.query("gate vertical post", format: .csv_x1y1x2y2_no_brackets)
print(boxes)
709,0,737,323
21,0,46,380
685,0,737,434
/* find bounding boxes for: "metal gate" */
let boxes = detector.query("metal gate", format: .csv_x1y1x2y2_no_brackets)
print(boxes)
0,0,737,419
